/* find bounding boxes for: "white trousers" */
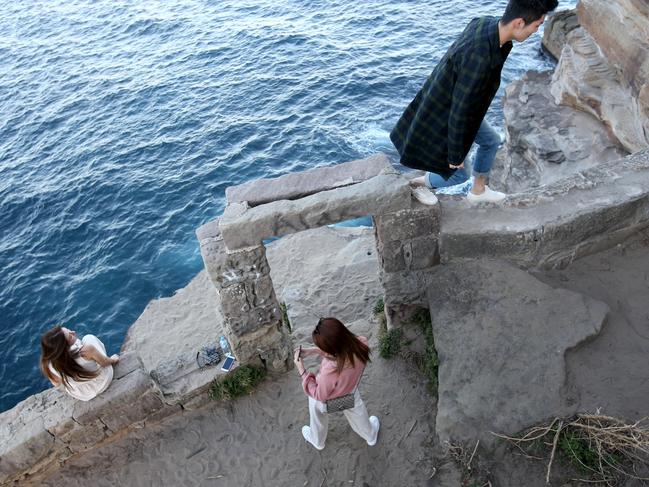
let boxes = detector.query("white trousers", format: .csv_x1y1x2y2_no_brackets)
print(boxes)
307,389,377,448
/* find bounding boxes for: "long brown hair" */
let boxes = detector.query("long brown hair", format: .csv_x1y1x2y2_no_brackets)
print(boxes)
40,326,98,387
312,317,370,374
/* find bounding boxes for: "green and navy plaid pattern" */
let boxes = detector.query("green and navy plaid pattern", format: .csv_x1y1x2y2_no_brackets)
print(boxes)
390,16,512,179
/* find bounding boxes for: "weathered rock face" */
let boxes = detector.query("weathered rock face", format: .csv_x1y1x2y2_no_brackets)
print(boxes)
490,70,627,193
578,0,649,112
551,27,649,153
428,260,608,447
541,9,579,60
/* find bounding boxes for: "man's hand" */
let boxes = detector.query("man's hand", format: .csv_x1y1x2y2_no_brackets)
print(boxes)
449,162,465,170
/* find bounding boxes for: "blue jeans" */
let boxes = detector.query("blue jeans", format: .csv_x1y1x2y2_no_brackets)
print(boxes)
426,119,502,189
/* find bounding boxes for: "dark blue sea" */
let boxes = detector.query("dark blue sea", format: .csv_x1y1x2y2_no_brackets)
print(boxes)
0,0,575,412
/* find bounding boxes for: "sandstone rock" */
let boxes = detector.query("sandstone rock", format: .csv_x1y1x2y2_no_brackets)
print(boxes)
578,0,649,116
124,271,224,385
428,260,608,447
373,205,440,273
0,389,74,482
551,27,649,152
491,70,627,193
226,153,393,206
541,9,579,60
219,171,411,250
441,149,649,269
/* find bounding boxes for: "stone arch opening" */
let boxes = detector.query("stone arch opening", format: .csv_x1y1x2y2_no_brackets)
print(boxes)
196,154,441,370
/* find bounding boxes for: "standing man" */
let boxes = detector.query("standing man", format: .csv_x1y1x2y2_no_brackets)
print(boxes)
390,0,558,205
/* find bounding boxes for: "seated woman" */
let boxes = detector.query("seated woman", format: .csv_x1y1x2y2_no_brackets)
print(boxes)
294,317,380,450
40,326,119,401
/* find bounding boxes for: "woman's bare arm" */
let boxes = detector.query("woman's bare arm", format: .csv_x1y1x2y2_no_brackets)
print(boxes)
299,347,324,357
81,344,119,367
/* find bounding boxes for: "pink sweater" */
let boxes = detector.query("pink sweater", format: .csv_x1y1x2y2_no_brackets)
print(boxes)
301,336,368,402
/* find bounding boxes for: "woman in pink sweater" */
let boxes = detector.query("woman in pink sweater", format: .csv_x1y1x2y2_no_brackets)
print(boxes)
294,317,380,450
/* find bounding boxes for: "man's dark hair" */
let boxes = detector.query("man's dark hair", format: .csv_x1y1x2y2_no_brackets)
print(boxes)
502,0,558,24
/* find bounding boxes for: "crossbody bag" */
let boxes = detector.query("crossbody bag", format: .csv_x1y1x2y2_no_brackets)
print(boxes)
325,367,364,413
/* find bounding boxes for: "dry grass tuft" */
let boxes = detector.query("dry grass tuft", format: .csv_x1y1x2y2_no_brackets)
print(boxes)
492,412,649,486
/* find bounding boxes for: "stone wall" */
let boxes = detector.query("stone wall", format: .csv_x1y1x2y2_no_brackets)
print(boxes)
208,153,440,332
0,352,174,485
442,149,649,269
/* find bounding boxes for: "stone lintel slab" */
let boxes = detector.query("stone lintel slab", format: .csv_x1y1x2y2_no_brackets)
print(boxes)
220,172,411,250
225,153,393,206
440,150,649,268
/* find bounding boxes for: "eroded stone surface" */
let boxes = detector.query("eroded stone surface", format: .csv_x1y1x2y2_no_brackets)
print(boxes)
123,271,225,393
429,260,608,446
0,390,64,482
541,8,579,60
551,27,648,153
490,70,627,193
578,0,649,111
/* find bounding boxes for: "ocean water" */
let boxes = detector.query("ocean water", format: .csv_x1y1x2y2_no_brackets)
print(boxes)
0,0,575,412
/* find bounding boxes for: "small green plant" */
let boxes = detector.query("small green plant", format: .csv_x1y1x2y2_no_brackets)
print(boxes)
559,430,600,473
209,365,267,401
378,328,403,359
373,297,385,315
410,309,439,394
280,302,291,333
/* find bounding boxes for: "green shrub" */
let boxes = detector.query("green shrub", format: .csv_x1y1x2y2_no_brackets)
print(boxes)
209,365,267,401
411,309,439,394
378,328,403,359
280,302,291,333
373,297,385,315
559,430,619,474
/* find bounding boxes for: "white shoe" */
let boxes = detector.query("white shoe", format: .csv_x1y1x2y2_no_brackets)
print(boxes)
301,426,324,450
466,185,506,204
411,187,439,206
366,416,380,446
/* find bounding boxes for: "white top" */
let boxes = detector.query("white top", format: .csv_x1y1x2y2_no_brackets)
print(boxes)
49,334,114,401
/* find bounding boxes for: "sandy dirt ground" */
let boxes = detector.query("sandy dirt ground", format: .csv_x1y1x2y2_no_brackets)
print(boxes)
40,319,438,487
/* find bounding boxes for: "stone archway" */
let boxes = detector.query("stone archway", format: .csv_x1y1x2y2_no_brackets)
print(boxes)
196,154,441,370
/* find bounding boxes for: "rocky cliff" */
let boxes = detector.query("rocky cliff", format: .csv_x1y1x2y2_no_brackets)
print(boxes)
492,1,649,192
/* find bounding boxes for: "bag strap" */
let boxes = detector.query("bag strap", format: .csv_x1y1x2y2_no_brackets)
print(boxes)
350,364,364,394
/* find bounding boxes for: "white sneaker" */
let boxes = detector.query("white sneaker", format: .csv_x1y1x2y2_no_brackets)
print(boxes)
411,186,439,206
367,416,380,446
301,426,324,450
466,185,506,205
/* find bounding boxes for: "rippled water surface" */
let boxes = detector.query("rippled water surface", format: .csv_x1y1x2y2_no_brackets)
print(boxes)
0,0,575,411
